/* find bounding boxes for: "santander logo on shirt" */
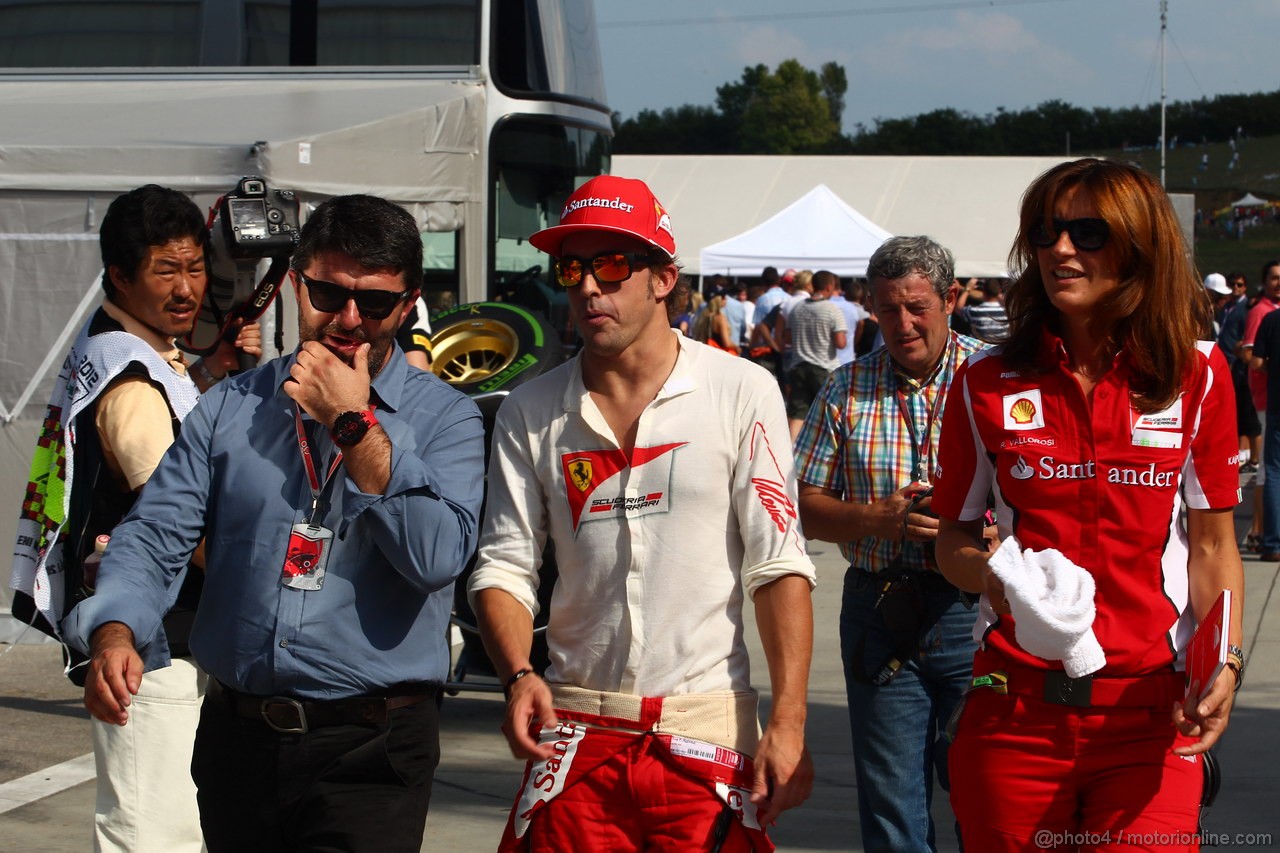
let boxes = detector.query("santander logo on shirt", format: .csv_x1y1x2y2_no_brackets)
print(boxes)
1007,454,1178,488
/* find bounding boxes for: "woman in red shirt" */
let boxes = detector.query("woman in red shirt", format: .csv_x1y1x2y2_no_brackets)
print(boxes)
932,158,1244,852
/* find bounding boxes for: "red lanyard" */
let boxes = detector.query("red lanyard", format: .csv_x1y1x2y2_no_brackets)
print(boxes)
293,405,345,525
894,336,954,484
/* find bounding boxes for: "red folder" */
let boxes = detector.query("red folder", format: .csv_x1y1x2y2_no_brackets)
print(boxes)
1185,589,1231,703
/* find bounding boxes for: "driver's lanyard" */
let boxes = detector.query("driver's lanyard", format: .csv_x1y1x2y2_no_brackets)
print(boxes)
293,405,345,526
894,337,954,484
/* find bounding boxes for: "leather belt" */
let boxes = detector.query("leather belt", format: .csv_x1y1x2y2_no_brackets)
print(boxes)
209,679,440,734
997,663,1184,709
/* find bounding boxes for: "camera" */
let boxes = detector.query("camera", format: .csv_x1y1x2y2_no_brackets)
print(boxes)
186,176,300,359
218,176,300,259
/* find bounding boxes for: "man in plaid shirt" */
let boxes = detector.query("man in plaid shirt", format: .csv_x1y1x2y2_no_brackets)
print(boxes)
793,236,984,852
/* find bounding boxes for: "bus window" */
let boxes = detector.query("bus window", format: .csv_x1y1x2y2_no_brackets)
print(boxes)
0,0,479,68
0,2,200,66
490,116,610,335
422,230,459,317
493,0,606,107
245,0,479,66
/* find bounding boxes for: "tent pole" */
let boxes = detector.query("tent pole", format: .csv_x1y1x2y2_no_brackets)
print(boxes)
1159,0,1167,188
4,273,103,425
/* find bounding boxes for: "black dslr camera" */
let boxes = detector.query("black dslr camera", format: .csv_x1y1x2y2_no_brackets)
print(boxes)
218,176,300,260
186,176,300,359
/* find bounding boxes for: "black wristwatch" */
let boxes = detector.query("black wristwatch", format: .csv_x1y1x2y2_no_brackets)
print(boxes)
331,408,378,447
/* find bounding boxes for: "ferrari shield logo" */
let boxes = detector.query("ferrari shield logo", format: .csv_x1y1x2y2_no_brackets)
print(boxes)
568,458,593,492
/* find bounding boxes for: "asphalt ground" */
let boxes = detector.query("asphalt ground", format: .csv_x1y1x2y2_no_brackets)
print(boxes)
1,484,1278,852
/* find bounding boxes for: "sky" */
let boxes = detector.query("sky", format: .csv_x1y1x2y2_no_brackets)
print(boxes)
597,0,1280,136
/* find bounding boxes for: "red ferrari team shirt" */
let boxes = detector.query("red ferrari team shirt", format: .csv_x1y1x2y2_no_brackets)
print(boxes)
932,331,1240,676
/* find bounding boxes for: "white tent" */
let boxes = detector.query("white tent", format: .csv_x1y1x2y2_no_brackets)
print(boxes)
699,184,891,277
615,154,1080,278
1232,193,1269,208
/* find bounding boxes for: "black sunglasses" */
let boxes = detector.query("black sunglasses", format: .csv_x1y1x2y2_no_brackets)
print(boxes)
1027,217,1110,252
297,272,410,320
553,252,655,288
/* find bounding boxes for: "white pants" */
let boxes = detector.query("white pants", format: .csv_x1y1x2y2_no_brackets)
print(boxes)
90,657,207,853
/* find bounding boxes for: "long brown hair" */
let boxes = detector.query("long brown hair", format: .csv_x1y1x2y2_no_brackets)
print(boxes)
1003,158,1212,412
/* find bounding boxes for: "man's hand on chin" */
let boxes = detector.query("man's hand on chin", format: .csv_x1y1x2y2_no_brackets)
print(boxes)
284,341,372,426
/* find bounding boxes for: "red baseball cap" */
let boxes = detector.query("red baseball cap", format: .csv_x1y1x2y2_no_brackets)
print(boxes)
529,175,676,258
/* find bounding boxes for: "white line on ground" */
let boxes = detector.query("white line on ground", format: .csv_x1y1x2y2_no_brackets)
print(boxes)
0,753,95,815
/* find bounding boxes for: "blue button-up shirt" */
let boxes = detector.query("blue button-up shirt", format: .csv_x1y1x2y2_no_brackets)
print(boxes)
65,346,485,699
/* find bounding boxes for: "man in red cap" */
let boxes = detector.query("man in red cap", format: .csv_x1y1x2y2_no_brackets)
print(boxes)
469,175,817,851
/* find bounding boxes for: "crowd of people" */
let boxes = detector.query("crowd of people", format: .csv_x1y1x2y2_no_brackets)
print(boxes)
9,159,1248,852
677,260,1011,443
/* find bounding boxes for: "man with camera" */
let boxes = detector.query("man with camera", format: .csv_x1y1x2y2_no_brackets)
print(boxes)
793,236,984,851
64,194,485,851
11,184,260,852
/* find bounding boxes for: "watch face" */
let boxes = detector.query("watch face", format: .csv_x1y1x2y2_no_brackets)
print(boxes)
332,410,372,446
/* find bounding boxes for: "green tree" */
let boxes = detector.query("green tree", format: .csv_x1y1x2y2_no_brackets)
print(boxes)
612,59,846,154
612,104,733,154
721,59,839,154
613,61,1280,158
819,61,847,129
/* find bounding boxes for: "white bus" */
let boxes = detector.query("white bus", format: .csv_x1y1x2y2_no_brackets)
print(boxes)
0,0,611,404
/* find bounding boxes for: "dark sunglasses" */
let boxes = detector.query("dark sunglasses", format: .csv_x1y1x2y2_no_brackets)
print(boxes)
553,252,654,288
1027,217,1111,252
297,272,410,320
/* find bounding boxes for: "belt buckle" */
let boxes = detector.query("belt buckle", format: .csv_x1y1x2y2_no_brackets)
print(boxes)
1044,671,1092,707
260,697,308,734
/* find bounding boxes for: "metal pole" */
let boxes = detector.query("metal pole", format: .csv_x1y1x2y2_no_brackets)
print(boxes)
1160,0,1167,187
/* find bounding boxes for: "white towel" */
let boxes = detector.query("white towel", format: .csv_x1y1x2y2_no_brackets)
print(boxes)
987,536,1106,678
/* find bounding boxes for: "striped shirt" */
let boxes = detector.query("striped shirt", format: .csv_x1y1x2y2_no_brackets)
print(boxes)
794,331,985,571
790,298,846,372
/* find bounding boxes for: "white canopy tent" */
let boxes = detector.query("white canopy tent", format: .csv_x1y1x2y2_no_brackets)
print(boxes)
614,154,1079,278
699,184,892,277
1232,193,1269,208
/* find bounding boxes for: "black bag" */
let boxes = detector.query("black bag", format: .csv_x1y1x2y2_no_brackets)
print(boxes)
851,569,929,686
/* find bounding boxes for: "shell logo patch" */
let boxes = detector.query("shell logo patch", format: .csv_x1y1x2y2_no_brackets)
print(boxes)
1002,389,1045,431
1010,398,1037,424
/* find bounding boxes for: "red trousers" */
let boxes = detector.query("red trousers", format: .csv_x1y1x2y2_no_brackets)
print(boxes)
497,717,771,853
950,677,1204,852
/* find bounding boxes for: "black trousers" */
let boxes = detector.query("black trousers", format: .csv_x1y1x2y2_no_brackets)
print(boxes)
191,687,441,853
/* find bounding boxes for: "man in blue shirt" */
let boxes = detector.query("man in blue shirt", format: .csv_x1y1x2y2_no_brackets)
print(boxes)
752,265,789,326
66,195,485,852
720,282,749,350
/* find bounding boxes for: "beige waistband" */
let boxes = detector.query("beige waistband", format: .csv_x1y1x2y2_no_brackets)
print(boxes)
549,684,762,756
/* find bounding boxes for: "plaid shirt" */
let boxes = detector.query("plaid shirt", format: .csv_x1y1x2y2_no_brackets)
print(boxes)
794,331,985,571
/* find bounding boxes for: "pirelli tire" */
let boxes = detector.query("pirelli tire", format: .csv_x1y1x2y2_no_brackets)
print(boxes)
429,302,561,396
